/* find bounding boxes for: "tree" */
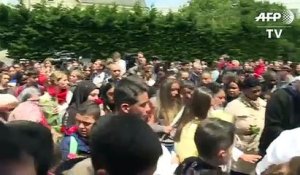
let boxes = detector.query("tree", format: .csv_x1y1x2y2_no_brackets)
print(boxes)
0,1,299,61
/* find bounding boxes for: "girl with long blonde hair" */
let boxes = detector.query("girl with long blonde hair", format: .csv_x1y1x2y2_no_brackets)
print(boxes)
157,78,183,151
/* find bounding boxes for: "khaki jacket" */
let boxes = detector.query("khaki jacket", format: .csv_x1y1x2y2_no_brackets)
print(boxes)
225,97,266,174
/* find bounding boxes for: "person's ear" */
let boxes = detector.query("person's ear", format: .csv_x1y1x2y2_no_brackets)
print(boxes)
97,169,108,175
217,149,227,160
120,103,130,113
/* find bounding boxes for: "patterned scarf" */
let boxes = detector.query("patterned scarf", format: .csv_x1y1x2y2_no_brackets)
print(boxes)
239,93,260,110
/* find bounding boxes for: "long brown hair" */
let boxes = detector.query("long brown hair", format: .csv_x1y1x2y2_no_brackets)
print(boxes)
174,87,212,141
157,78,183,125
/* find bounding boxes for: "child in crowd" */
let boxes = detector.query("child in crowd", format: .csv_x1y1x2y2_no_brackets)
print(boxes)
90,113,163,175
60,101,101,160
175,118,235,175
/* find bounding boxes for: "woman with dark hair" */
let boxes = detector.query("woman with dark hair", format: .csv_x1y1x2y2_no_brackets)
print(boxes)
223,73,241,104
181,80,195,104
174,87,212,162
83,66,92,80
225,76,266,175
206,83,226,110
63,80,99,127
100,82,116,114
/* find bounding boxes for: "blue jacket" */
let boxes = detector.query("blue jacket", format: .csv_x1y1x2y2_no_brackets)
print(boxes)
60,132,90,160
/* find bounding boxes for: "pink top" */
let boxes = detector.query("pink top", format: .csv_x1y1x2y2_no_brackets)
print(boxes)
8,101,44,123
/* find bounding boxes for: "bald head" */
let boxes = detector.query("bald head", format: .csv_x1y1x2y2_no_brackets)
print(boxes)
193,62,203,75
110,64,121,79
201,71,212,85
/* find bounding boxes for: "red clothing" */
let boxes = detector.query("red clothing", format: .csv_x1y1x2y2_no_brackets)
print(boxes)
94,98,104,105
254,63,266,76
218,61,226,70
61,125,78,135
47,86,68,104
38,73,48,86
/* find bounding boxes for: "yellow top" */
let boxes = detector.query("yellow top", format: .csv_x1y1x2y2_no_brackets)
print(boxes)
174,109,235,163
174,120,199,162
208,109,235,123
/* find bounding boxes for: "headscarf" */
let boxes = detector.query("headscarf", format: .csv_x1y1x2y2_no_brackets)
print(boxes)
69,80,98,108
63,81,98,127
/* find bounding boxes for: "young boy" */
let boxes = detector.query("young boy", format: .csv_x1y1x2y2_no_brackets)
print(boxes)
16,68,44,96
175,118,235,175
90,113,163,175
60,101,101,160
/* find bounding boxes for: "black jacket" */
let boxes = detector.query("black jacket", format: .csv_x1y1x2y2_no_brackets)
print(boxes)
259,85,300,155
175,157,227,175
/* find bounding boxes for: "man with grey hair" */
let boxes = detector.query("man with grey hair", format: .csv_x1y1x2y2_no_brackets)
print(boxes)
112,52,126,76
17,87,41,102
190,62,202,86
8,87,44,124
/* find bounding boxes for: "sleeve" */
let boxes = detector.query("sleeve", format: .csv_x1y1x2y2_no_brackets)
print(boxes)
232,147,244,162
60,136,71,160
120,60,127,75
259,90,288,155
153,145,178,175
224,101,237,117
150,123,165,133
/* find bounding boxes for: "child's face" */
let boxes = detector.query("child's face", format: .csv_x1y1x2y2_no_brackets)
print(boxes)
75,114,96,138
27,75,38,85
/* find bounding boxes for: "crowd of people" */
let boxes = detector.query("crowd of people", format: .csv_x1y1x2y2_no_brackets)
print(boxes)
1,52,300,175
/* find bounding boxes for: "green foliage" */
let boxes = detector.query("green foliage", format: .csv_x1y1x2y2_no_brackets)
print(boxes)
0,0,300,61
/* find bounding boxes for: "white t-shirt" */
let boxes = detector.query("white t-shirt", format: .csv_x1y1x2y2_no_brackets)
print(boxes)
154,145,178,175
92,72,106,88
256,127,300,175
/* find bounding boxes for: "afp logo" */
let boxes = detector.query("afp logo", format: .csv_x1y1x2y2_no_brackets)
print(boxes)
255,10,295,24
